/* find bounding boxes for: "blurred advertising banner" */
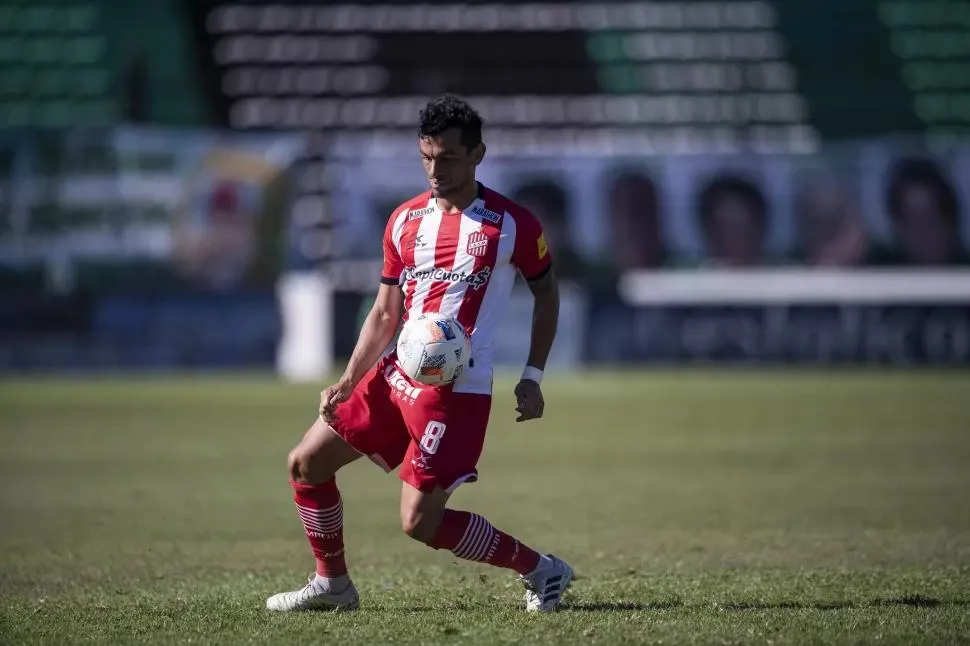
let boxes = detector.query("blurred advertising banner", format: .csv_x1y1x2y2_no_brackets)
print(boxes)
0,126,305,294
586,271,970,365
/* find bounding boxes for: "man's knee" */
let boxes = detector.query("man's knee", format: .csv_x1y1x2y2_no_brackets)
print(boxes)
400,505,444,545
400,485,450,545
288,420,361,484
288,447,327,484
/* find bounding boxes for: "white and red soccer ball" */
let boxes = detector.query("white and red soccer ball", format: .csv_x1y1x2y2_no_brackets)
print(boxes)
396,313,472,386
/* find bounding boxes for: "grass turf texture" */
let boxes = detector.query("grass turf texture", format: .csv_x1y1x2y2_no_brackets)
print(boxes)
1,371,969,645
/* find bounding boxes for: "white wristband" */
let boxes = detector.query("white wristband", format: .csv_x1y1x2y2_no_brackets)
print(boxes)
521,366,544,384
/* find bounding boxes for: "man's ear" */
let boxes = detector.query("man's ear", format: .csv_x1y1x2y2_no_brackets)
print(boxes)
473,142,486,166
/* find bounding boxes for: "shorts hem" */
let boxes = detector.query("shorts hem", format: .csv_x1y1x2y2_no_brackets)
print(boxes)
368,454,394,473
327,415,376,465
444,472,479,493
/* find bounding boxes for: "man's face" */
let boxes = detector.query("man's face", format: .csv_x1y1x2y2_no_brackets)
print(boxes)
706,194,763,266
895,182,954,264
419,128,482,200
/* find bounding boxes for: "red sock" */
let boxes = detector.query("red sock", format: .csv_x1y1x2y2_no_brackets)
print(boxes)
291,478,347,577
431,510,541,575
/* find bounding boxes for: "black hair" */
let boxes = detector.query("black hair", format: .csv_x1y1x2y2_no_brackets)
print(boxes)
885,157,960,226
512,178,568,224
697,175,768,234
418,94,484,150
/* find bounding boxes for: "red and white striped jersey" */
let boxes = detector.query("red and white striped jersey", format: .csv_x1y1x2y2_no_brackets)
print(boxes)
381,183,552,395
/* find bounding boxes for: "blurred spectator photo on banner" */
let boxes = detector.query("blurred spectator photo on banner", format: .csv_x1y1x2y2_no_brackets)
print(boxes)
791,168,871,267
883,156,966,266
695,174,770,267
605,169,666,271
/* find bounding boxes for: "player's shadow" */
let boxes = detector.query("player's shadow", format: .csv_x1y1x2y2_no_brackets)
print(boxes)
559,595,968,613
561,600,682,612
393,594,968,614
872,595,968,608
720,595,968,611
397,601,679,613
718,600,855,611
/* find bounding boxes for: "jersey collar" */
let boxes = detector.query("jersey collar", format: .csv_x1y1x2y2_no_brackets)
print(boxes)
432,182,487,215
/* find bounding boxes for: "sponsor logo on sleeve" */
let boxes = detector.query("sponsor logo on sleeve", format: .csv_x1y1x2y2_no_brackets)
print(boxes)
537,233,548,259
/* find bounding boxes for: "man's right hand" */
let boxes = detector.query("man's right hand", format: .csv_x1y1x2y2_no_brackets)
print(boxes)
319,378,354,423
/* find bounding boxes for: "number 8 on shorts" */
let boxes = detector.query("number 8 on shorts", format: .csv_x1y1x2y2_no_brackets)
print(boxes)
419,421,447,454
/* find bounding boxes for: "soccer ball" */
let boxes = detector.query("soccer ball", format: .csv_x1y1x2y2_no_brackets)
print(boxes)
395,313,472,386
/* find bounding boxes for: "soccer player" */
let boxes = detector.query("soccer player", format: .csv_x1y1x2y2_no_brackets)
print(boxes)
266,95,573,613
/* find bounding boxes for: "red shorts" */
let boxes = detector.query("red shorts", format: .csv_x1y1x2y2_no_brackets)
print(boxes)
330,353,492,493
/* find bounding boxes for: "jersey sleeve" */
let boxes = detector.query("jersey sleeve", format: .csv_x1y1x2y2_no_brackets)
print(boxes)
511,208,553,281
381,210,405,285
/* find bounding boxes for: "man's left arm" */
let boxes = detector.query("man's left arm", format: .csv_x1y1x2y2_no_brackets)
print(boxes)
511,212,560,422
523,269,560,375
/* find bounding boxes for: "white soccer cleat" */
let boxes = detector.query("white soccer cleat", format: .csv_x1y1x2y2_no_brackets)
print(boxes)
265,575,360,612
521,554,573,612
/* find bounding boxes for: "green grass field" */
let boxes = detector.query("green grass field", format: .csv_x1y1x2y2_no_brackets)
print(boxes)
2,370,970,645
